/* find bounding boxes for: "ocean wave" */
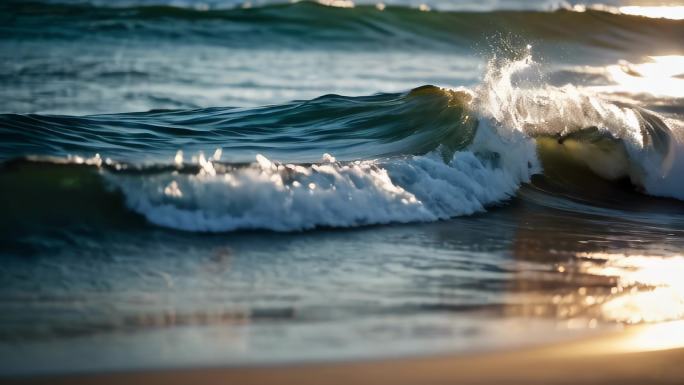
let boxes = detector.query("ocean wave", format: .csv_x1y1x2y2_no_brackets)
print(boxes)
1,55,683,232
0,122,537,233
474,54,682,201
3,1,683,52
0,86,474,163
109,143,534,231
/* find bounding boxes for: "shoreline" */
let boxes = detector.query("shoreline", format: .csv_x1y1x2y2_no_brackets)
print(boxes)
9,321,684,385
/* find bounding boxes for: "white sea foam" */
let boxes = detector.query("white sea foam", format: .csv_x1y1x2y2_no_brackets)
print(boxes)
475,53,683,200
110,122,537,231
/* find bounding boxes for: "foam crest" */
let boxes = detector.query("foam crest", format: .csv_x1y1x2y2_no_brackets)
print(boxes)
109,123,536,232
475,53,682,200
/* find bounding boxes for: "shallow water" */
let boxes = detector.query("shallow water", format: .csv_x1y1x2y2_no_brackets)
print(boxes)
1,0,684,376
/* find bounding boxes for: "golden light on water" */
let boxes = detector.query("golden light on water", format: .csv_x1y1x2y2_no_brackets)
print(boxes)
538,252,684,355
577,252,684,324
561,320,684,356
614,320,684,352
597,56,684,98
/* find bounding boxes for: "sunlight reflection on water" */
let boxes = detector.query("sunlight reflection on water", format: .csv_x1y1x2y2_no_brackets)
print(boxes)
620,6,684,20
602,56,684,98
577,252,684,324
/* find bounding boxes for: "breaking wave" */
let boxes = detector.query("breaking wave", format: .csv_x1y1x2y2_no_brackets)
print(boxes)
1,54,682,232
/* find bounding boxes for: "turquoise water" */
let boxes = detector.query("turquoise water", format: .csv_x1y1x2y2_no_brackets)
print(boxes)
1,0,684,376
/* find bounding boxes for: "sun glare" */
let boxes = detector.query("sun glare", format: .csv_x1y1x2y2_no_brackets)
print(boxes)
619,6,684,20
571,4,684,20
578,252,684,324
616,320,684,352
596,56,684,98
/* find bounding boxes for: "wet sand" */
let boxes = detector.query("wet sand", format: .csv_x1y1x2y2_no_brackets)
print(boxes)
9,321,684,385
